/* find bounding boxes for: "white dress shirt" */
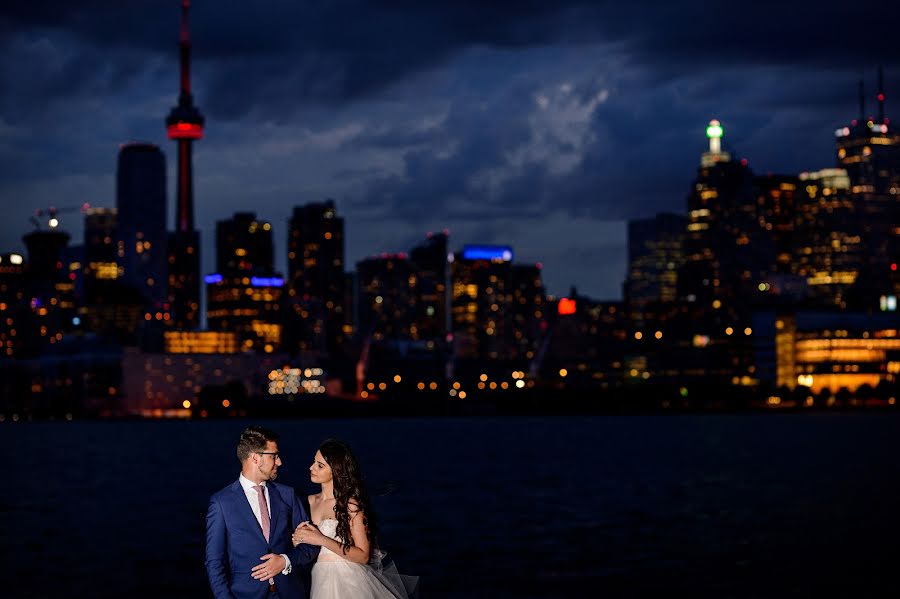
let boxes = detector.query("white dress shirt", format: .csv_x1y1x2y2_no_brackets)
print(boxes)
238,474,292,575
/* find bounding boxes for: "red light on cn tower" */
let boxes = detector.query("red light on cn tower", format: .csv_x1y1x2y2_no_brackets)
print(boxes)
168,122,204,139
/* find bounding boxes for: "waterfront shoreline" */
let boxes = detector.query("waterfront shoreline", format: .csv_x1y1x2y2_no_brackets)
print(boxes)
2,393,897,421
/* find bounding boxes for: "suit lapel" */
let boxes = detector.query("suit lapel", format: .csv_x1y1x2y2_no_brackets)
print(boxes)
232,479,268,543
267,482,283,539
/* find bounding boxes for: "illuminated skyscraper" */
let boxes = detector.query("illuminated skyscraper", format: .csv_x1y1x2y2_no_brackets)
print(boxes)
206,273,285,353
166,225,200,330
0,252,28,414
82,208,145,342
353,232,451,344
409,231,449,340
509,263,545,362
216,212,274,275
0,252,26,358
84,208,119,283
794,168,862,308
681,120,763,308
672,121,760,387
625,213,686,326
22,228,73,354
450,245,516,363
116,143,167,309
286,200,346,354
166,0,204,330
356,254,415,340
833,69,900,307
755,174,800,275
206,213,284,352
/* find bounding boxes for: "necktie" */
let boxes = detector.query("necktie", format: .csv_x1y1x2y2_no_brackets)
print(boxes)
253,485,271,542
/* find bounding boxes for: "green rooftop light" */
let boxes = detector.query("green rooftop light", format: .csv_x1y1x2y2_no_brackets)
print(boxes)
706,120,723,139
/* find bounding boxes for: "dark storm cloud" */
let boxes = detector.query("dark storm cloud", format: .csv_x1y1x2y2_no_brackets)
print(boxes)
4,1,898,120
357,82,553,222
354,71,680,223
1,0,571,120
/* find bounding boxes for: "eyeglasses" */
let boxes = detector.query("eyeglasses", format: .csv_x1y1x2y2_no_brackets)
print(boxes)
256,451,280,460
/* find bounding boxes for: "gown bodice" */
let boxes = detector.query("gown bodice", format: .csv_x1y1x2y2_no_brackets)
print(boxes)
316,518,343,562
318,518,338,538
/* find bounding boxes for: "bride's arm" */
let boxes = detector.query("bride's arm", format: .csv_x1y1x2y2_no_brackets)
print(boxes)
296,501,371,565
287,490,319,565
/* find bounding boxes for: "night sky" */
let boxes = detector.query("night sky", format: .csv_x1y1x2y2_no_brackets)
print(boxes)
1,1,898,300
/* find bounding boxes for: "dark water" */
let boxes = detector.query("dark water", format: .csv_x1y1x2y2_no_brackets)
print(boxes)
2,414,899,598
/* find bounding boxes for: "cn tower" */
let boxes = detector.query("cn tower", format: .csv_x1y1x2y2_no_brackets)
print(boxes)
166,0,203,329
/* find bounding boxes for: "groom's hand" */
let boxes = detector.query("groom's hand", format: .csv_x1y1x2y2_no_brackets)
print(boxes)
251,554,286,582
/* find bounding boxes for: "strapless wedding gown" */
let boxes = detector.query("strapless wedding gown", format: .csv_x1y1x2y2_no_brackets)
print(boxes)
310,518,415,599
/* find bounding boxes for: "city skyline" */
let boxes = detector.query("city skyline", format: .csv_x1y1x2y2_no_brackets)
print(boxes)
1,2,899,299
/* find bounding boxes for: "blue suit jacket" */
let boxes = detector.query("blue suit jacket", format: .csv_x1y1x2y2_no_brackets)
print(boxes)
206,480,318,599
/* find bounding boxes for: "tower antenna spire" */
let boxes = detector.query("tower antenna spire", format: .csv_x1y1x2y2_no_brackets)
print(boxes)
179,0,191,98
877,65,886,124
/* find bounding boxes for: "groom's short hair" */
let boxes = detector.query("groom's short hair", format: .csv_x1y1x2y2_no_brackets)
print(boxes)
237,425,278,463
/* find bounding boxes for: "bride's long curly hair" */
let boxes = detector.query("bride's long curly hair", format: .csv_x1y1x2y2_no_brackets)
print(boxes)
318,439,378,554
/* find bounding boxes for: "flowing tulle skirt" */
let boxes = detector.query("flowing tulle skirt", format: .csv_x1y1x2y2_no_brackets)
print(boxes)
310,550,418,599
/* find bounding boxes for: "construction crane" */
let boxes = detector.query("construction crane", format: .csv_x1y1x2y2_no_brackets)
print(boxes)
31,203,92,230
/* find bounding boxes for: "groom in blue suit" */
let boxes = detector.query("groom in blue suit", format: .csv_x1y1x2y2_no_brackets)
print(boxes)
206,426,318,598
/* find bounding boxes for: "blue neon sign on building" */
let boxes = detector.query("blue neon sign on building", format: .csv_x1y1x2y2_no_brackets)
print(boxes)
461,245,514,262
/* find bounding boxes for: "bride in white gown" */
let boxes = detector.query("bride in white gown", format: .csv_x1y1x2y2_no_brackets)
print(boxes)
292,439,417,599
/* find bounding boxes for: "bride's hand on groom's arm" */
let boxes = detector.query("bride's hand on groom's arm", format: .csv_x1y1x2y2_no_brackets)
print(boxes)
292,521,326,547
